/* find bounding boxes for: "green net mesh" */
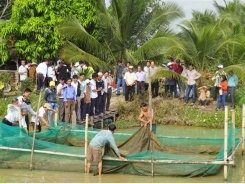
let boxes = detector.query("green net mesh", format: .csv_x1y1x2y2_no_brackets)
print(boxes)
0,121,240,177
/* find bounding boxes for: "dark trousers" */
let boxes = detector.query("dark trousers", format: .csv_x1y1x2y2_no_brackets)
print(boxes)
213,86,219,100
81,98,90,119
125,85,135,101
37,74,44,91
89,98,97,116
145,83,149,91
151,81,159,98
2,118,12,126
102,88,112,112
228,87,236,107
164,85,175,97
95,95,103,115
137,81,145,100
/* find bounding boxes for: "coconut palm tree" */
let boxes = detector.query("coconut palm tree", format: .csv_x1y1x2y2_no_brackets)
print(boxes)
58,0,184,68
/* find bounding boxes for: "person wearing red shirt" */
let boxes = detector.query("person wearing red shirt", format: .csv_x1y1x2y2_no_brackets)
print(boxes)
216,75,228,111
173,59,183,97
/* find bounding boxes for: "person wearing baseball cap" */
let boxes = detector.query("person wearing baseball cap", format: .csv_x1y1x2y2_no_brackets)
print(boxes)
212,64,226,101
44,81,58,127
36,103,57,132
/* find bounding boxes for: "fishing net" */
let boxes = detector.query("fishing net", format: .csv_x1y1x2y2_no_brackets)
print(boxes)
0,121,240,177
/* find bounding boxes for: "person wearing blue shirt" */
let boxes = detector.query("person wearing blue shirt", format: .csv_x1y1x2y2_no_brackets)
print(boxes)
63,78,77,123
227,70,238,108
86,124,125,175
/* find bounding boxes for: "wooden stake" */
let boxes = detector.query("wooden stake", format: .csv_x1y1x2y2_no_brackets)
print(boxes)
84,113,89,173
242,104,245,155
147,67,154,177
30,88,42,170
224,106,228,180
231,109,235,166
54,111,58,126
18,107,22,137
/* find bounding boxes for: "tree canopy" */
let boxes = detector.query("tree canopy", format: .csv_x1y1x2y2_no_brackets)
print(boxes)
0,0,98,63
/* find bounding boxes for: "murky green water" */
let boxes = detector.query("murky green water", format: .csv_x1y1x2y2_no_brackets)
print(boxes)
0,125,244,183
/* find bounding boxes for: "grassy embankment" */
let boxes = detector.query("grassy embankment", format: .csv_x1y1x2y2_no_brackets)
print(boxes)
1,87,245,130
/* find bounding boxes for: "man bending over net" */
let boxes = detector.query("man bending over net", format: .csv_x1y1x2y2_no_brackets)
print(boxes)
138,102,156,134
86,124,125,175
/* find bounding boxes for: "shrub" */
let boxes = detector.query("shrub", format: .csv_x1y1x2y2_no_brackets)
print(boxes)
20,77,35,92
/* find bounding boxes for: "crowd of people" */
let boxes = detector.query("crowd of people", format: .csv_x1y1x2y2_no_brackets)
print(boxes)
2,58,238,136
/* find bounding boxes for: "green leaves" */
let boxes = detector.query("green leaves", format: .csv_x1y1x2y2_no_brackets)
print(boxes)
0,0,98,64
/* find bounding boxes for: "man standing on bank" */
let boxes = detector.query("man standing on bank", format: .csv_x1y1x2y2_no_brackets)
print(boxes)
86,124,125,175
63,78,77,123
124,66,137,101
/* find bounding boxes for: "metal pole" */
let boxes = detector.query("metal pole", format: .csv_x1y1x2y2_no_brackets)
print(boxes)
148,67,154,177
30,89,42,170
231,109,235,166
242,104,245,155
224,106,228,180
84,113,89,173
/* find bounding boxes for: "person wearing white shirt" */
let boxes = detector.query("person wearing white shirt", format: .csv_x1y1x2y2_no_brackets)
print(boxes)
124,66,137,101
2,98,29,134
36,59,49,91
18,60,28,81
183,64,201,106
136,66,146,100
79,73,87,120
102,71,112,113
150,61,159,98
17,88,36,131
37,103,57,132
56,78,66,121
47,65,55,86
143,60,151,91
89,73,99,116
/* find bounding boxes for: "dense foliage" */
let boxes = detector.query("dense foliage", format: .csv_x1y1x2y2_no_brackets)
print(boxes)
0,0,98,63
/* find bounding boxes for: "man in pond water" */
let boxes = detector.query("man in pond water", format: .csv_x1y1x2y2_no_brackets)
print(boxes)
138,102,156,134
86,124,125,175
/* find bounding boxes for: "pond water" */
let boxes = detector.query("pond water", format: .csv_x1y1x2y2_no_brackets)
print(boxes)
0,124,244,183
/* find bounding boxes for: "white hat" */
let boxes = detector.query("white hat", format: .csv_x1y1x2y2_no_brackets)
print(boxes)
218,64,223,68
167,62,172,67
74,62,79,67
129,66,134,69
85,79,91,84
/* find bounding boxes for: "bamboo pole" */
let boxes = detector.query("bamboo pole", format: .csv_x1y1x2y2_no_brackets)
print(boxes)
0,146,85,158
231,109,235,166
30,89,43,170
0,146,235,165
224,106,228,180
227,138,245,161
84,113,89,173
242,104,245,155
18,107,22,137
147,67,154,177
54,111,58,126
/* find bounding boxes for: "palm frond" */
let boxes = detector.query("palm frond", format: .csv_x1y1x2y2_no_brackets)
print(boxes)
59,41,107,69
224,64,245,85
153,68,187,82
58,17,109,60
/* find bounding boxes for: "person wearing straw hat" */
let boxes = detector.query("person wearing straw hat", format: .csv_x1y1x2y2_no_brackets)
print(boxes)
197,86,211,108
2,98,29,134
36,103,57,132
